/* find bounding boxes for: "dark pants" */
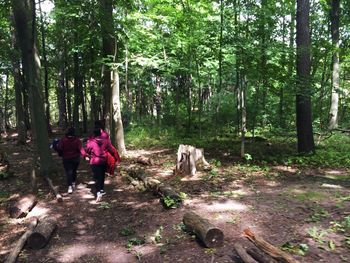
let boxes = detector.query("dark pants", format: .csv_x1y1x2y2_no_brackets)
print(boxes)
63,157,80,186
91,164,106,193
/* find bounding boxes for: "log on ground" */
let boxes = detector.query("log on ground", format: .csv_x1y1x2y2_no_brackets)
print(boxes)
233,241,258,263
9,194,37,219
136,156,153,165
5,217,38,263
243,228,299,263
183,211,224,248
27,218,57,249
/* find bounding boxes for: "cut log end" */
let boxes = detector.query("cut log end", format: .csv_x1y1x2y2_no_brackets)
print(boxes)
27,233,47,249
204,228,224,248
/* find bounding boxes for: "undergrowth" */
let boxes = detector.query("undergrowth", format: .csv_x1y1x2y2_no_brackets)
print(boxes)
125,125,350,168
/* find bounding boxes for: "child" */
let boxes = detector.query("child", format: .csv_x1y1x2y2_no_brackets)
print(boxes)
57,127,85,194
85,127,120,202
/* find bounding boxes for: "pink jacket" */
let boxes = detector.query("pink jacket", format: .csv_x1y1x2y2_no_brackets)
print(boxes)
85,135,119,165
57,136,85,160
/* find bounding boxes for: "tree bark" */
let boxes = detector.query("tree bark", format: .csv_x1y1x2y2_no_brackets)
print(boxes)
27,218,57,249
183,211,224,248
9,194,37,219
328,0,340,129
11,0,54,177
296,0,315,153
57,49,67,129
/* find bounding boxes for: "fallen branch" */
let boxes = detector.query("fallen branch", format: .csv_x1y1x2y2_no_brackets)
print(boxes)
243,228,299,263
46,176,63,202
5,217,38,263
233,242,258,263
27,217,57,249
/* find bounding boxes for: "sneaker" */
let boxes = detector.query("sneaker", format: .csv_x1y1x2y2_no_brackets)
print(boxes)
99,190,106,196
96,191,103,202
72,182,76,191
68,186,73,194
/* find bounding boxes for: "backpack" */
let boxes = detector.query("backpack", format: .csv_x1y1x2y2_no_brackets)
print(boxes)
51,138,63,157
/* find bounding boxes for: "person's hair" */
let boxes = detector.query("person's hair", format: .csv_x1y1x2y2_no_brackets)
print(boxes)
94,120,105,130
66,127,75,136
93,127,101,137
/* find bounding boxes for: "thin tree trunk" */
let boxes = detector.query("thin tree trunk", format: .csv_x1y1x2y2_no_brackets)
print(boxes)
328,0,340,129
73,51,80,133
296,0,315,153
57,49,67,129
4,72,9,131
11,18,27,144
38,0,51,134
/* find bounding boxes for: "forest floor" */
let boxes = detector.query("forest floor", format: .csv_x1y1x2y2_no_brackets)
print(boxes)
0,132,350,263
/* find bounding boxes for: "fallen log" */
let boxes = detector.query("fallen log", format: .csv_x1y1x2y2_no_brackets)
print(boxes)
243,228,299,263
233,242,258,263
27,218,57,249
9,194,37,219
158,185,182,208
247,247,279,263
5,217,38,263
136,156,153,165
183,211,224,248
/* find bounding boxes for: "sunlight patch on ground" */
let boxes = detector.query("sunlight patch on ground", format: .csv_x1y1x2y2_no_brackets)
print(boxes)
12,152,20,156
56,244,90,262
325,170,343,175
29,205,50,218
188,198,247,212
273,165,297,173
321,183,343,189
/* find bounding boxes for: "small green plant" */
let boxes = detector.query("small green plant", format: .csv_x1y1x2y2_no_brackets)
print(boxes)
330,216,350,233
307,207,329,222
282,242,309,256
154,226,163,243
119,227,136,236
162,196,180,209
126,238,144,249
97,202,111,210
244,153,253,162
226,215,240,225
173,222,186,232
179,192,187,200
211,159,221,167
135,251,142,261
307,227,327,244
0,171,10,180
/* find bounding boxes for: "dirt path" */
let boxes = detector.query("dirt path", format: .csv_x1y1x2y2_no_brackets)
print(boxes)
1,138,350,263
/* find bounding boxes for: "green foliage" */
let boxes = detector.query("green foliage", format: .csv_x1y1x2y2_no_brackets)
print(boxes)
282,242,309,256
119,227,136,236
0,171,10,180
0,190,9,203
126,237,145,248
307,207,329,222
97,202,111,210
161,195,180,209
307,227,328,244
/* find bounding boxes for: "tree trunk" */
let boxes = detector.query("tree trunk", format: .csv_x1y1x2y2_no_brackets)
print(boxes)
183,211,224,248
11,0,54,176
38,0,51,134
296,0,315,153
57,49,67,129
328,0,340,129
73,51,80,133
100,0,114,133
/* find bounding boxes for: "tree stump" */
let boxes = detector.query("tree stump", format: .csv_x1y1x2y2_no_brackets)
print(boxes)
176,144,210,175
27,218,57,249
183,211,224,248
9,194,37,219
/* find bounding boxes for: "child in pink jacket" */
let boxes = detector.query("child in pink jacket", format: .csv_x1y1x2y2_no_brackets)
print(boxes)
85,127,120,201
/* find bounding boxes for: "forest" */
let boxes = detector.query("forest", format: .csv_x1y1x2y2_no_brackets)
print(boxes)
0,0,350,262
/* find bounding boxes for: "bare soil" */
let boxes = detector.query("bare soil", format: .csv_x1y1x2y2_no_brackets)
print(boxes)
0,135,350,263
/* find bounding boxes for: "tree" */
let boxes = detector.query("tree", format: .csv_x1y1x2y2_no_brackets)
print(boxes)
11,0,54,175
328,0,341,129
296,0,315,153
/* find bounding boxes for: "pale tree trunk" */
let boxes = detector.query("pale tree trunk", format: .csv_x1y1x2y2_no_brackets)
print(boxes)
12,0,54,175
11,18,27,144
328,0,340,129
57,49,67,129
296,0,315,153
73,51,80,133
154,74,162,127
240,76,247,159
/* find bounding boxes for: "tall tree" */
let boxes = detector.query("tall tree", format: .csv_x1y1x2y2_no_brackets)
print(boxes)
296,0,315,153
328,0,341,129
11,0,54,175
